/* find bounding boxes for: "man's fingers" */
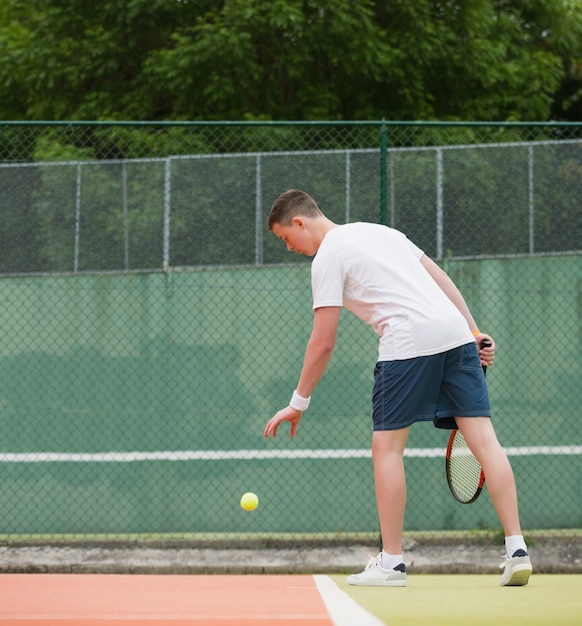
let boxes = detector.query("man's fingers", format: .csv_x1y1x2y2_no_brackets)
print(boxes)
264,407,301,439
263,419,275,438
264,416,281,439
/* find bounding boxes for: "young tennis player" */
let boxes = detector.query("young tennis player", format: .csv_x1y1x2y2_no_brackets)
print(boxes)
263,189,532,587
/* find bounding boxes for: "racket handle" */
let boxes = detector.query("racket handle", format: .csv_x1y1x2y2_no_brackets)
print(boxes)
480,338,492,374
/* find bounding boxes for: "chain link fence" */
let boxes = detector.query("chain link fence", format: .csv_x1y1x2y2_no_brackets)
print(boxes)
0,121,580,545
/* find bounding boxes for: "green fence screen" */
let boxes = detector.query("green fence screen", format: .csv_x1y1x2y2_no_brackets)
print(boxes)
0,121,580,541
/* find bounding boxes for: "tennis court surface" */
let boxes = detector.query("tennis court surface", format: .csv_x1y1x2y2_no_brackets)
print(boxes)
1,572,581,626
0,573,380,626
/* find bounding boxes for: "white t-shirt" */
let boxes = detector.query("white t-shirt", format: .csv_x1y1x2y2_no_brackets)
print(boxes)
311,223,474,361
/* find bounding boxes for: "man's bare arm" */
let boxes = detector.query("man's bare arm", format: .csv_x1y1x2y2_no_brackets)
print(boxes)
420,255,494,365
264,306,341,439
295,306,342,397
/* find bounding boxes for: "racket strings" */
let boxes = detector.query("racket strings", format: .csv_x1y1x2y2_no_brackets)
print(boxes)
448,432,483,503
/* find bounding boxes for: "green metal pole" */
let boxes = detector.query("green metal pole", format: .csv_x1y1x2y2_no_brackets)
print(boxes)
379,120,388,225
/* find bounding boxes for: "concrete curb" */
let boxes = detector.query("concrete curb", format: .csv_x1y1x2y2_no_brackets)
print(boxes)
0,538,580,575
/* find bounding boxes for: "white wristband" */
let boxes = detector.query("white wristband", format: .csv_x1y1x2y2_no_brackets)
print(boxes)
289,389,311,411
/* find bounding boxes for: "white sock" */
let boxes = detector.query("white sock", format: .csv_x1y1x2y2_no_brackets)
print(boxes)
505,535,527,557
380,550,403,570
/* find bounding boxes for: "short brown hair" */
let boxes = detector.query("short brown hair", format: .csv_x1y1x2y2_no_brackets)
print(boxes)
267,189,323,230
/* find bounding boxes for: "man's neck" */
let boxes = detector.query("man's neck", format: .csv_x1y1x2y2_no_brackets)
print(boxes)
314,216,338,244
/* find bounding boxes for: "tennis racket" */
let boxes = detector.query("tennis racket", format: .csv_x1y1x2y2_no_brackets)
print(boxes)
445,339,491,504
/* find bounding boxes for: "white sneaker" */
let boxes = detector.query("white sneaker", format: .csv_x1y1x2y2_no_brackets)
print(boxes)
499,550,532,586
347,554,407,587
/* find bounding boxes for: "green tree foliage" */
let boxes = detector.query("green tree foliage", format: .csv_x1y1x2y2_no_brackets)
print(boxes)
0,0,580,122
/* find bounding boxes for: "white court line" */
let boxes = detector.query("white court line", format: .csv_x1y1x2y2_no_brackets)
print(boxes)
314,575,386,626
0,446,579,463
0,449,373,462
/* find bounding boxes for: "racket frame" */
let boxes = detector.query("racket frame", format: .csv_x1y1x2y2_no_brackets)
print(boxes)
445,428,485,503
445,339,491,504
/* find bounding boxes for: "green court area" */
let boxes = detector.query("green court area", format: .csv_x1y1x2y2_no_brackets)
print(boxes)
333,574,582,626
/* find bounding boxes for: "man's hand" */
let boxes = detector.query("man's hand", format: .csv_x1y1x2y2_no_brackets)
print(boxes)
476,334,495,367
263,406,303,439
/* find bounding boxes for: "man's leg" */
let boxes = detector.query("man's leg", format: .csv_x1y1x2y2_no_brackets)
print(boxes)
347,427,410,586
456,417,521,535
372,427,410,555
457,416,532,586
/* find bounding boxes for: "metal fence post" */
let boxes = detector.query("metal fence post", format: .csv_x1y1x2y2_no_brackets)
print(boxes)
528,144,535,255
345,149,351,223
74,162,81,272
436,148,444,260
122,161,129,270
163,157,171,272
255,154,263,265
379,121,388,225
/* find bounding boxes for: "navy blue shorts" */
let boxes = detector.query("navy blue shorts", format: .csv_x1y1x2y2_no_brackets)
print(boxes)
372,342,490,431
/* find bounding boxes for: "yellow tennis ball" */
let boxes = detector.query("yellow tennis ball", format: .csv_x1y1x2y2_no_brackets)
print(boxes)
240,492,259,511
